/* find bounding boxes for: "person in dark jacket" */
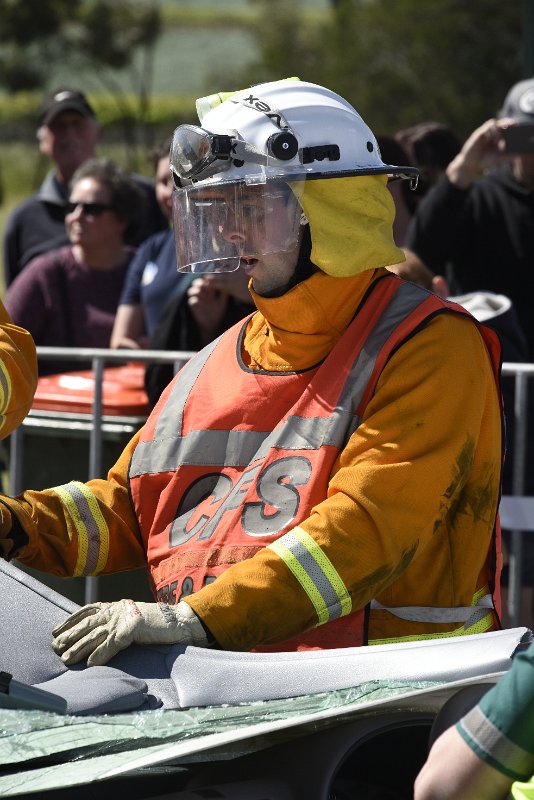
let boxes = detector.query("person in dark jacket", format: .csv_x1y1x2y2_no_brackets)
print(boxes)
5,158,145,375
401,83,534,612
404,78,534,359
145,267,254,408
3,87,166,286
110,139,193,351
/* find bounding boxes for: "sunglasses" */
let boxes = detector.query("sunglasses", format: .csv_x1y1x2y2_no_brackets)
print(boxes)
66,201,115,217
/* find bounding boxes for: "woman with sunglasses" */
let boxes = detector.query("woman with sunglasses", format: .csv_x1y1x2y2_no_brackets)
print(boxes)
5,158,145,375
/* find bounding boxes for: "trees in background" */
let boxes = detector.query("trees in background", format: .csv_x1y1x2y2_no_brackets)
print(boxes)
0,0,161,159
0,0,525,152
0,0,78,92
240,0,522,141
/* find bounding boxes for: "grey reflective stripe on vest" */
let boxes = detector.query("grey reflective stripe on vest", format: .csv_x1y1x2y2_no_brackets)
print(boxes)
338,280,430,437
130,336,222,477
130,281,430,478
370,593,494,623
155,335,220,440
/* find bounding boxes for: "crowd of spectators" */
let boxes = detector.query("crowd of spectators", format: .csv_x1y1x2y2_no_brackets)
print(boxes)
3,80,534,617
3,75,534,798
3,87,166,287
1,86,255,402
5,157,145,375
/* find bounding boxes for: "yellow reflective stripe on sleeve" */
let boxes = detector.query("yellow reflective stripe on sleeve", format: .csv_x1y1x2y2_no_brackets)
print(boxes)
0,360,13,433
269,537,328,623
51,481,110,577
268,526,352,625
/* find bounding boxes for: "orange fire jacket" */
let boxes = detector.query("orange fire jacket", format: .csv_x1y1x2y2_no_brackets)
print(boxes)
0,270,503,651
129,272,503,650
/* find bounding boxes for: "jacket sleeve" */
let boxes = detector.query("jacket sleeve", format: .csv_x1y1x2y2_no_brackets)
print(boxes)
0,429,147,574
186,312,502,650
404,177,471,273
457,639,534,782
0,299,37,438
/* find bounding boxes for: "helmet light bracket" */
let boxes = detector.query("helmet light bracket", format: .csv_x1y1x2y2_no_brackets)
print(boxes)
301,144,341,164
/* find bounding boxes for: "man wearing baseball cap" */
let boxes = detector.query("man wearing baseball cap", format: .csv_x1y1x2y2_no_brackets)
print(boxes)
37,88,97,128
501,77,534,123
3,87,166,286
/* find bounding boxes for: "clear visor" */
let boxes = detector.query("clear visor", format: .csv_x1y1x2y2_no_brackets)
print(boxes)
172,181,303,273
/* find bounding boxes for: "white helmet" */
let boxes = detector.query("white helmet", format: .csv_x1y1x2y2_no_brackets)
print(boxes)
170,78,417,273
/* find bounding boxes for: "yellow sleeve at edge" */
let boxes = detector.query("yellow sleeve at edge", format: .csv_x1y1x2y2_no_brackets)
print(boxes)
0,299,37,438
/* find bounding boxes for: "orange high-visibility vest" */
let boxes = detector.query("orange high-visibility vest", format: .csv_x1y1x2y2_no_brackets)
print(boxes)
129,274,503,650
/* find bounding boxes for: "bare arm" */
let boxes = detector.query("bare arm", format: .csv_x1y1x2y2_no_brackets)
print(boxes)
110,303,148,350
197,270,252,304
417,640,534,799
446,117,516,189
186,270,253,347
414,724,514,800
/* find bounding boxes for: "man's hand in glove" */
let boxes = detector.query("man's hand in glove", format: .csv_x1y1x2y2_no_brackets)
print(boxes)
52,600,211,666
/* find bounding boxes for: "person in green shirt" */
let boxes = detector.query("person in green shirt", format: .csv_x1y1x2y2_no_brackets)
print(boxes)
415,638,534,799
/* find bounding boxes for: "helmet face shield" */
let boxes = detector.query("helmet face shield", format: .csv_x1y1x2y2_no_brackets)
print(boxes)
170,79,420,276
172,181,304,273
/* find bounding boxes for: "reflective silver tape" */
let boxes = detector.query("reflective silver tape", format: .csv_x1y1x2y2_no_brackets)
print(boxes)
131,427,267,477
461,704,534,780
131,415,353,477
156,335,220,438
131,280,431,479
370,594,494,623
336,281,429,420
52,481,108,576
270,530,345,621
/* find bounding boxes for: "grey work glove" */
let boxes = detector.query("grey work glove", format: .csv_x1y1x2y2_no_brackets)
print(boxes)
52,599,209,667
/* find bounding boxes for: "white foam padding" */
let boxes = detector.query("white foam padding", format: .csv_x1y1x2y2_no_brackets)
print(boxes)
171,627,530,707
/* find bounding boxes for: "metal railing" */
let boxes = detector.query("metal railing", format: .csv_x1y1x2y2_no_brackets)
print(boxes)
9,346,195,496
502,362,534,627
9,347,194,604
6,351,534,625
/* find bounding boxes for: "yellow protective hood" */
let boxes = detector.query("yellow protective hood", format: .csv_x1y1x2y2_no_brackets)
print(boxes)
296,175,404,277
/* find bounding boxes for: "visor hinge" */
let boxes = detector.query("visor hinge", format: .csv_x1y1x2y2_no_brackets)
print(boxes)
210,134,234,159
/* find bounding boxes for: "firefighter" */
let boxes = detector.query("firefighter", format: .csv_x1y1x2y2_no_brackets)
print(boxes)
0,79,504,666
0,298,37,438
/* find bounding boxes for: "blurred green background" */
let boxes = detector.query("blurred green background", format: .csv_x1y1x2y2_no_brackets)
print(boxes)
0,0,528,291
